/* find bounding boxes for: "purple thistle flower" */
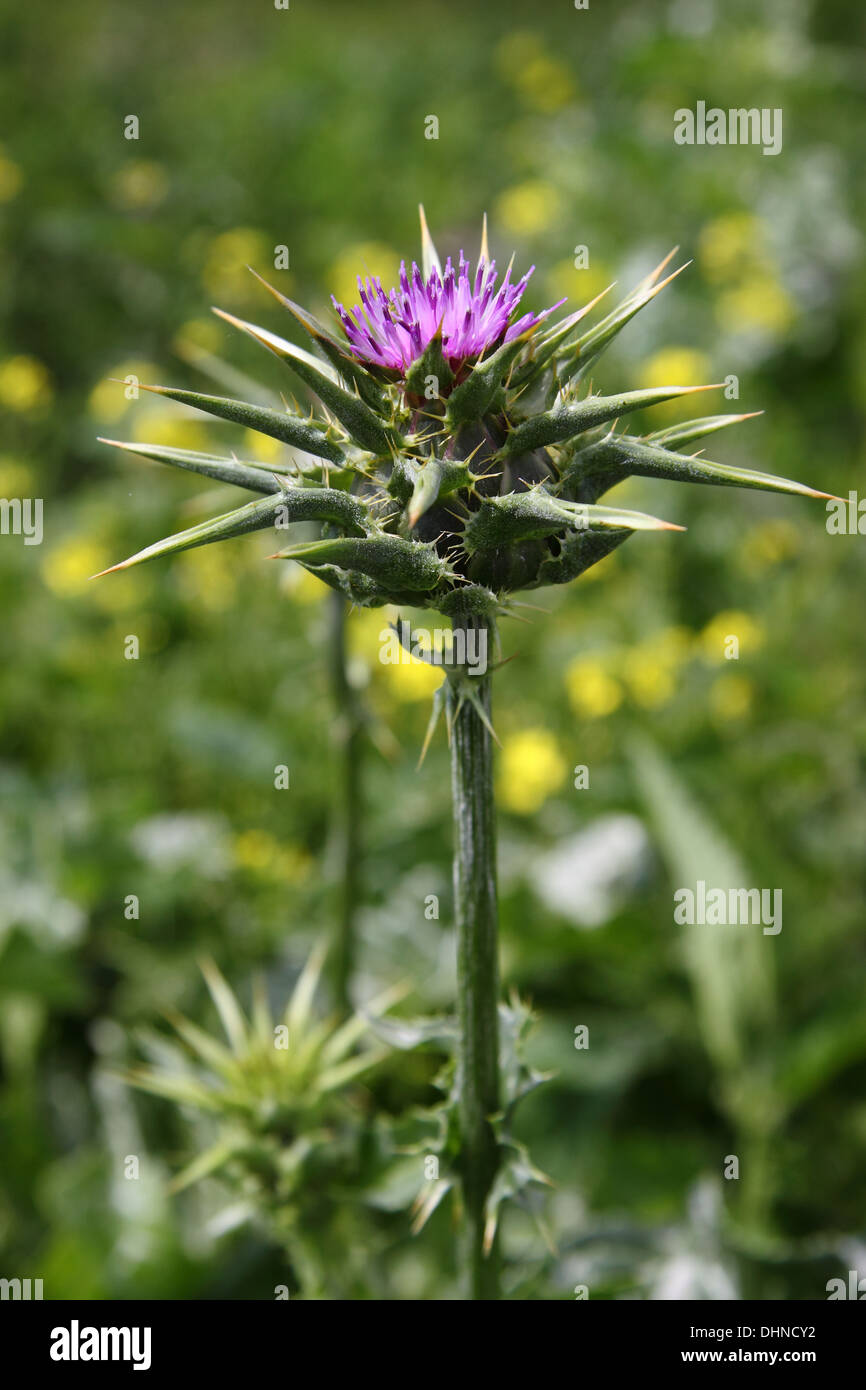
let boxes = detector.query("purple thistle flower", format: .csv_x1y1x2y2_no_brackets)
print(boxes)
333,251,563,379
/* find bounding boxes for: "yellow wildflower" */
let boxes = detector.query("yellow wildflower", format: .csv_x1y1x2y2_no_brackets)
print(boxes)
498,728,563,814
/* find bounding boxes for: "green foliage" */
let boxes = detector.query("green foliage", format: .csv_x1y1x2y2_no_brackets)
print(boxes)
2,0,864,1301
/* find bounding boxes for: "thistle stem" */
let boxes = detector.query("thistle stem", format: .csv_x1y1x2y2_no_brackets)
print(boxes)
328,592,363,1018
447,614,501,1300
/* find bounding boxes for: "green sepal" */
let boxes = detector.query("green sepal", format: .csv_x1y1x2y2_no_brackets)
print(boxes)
445,329,534,427
407,455,473,527
403,326,454,399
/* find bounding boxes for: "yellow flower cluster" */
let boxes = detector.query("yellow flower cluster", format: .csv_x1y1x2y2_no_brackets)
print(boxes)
497,727,563,815
0,356,53,412
565,615,764,722
639,346,712,422
698,212,795,337
233,829,311,883
494,32,576,114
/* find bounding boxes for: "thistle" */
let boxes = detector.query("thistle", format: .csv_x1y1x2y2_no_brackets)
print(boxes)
98,207,833,1300
122,950,392,1297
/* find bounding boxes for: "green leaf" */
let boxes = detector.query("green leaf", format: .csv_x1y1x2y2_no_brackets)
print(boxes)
482,1141,552,1256
509,285,613,391
365,1013,458,1050
462,488,683,553
214,308,394,455
119,1068,222,1111
95,486,369,574
200,958,249,1055
249,269,390,411
169,1139,239,1194
272,534,453,592
98,438,290,494
646,411,763,450
134,383,345,462
446,329,535,426
504,384,721,456
562,434,836,504
165,1010,240,1077
535,528,632,587
554,254,689,388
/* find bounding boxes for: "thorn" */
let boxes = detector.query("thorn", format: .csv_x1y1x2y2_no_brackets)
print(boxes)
641,259,692,301
637,245,680,292
90,560,129,578
479,211,490,266
418,203,441,277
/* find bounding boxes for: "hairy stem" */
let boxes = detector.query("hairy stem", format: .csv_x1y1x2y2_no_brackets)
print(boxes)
447,614,501,1299
328,592,363,1017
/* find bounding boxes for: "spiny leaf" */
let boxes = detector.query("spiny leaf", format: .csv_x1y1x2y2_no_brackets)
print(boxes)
561,434,838,504
169,1139,239,1195
213,308,394,455
411,1177,454,1234
98,438,291,495
249,268,389,411
94,486,369,575
462,489,684,553
504,384,721,456
200,958,249,1055
646,412,763,450
272,533,453,592
132,382,345,463
554,259,690,390
119,1068,222,1111
286,940,328,1035
535,527,632,587
510,284,614,391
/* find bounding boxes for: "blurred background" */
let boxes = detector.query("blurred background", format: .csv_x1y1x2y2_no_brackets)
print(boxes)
1,0,864,1299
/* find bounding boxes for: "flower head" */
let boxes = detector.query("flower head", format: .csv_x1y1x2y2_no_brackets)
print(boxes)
332,252,560,377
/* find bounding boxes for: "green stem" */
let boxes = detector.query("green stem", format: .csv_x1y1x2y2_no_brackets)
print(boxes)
446,613,501,1300
328,592,363,1018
